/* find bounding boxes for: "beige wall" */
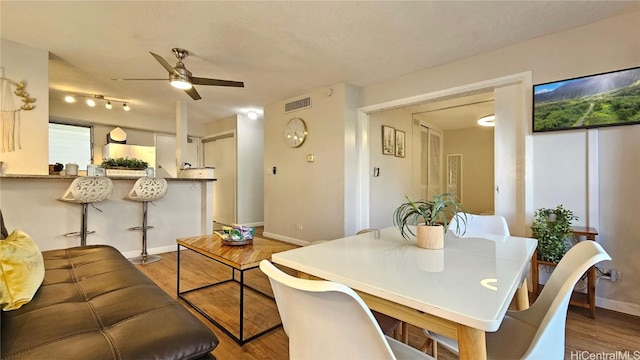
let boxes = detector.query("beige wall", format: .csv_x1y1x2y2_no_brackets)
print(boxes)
443,127,494,214
264,83,355,243
0,40,49,175
368,109,414,228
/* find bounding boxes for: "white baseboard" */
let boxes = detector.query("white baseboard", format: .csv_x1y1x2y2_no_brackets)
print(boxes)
596,296,640,317
243,221,264,228
263,231,310,247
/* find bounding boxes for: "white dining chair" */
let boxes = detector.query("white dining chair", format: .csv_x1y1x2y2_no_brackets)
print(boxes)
259,260,435,360
422,241,610,359
448,212,510,237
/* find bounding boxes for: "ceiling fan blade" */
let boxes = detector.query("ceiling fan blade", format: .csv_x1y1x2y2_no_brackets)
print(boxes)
112,78,166,81
184,87,201,100
191,77,244,87
150,52,180,76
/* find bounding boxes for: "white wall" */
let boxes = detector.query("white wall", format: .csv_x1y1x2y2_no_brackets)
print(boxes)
357,11,640,314
0,40,49,175
236,114,264,225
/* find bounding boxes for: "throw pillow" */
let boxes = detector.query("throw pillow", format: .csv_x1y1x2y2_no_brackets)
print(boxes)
0,230,45,311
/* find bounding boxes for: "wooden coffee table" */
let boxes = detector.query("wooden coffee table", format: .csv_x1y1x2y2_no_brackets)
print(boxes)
177,234,296,344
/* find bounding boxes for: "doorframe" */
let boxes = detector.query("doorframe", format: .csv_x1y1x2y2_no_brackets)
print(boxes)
354,71,533,235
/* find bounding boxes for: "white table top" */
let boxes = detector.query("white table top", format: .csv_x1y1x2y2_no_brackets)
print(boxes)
271,227,537,332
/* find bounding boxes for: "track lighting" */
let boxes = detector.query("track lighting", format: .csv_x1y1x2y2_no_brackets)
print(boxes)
64,93,131,111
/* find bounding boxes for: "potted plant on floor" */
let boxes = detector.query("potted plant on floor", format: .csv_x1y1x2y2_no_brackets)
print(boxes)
393,193,467,249
531,205,578,263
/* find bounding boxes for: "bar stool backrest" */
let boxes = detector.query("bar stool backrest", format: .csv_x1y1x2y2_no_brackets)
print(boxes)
58,177,113,204
125,177,168,203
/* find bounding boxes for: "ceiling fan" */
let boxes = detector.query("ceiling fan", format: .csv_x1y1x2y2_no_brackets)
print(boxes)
113,48,244,100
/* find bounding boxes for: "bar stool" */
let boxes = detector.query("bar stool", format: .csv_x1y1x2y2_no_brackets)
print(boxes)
58,176,113,246
125,177,168,264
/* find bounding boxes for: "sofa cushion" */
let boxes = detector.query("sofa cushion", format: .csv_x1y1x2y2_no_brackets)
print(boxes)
0,230,45,311
1,245,218,360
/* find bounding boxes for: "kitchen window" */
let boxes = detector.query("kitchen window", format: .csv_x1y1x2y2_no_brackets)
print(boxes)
49,123,92,170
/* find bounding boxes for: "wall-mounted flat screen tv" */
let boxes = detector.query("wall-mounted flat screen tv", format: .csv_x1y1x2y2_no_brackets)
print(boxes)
533,66,640,132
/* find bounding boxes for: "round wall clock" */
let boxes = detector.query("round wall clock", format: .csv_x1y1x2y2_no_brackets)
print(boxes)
284,117,307,148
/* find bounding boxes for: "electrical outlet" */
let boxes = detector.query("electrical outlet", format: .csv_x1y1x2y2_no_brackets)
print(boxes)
296,224,303,231
611,270,622,282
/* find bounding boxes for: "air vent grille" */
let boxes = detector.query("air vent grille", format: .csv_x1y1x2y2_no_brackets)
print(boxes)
285,97,311,113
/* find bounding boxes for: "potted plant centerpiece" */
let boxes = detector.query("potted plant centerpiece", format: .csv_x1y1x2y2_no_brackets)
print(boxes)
531,205,577,263
393,193,467,249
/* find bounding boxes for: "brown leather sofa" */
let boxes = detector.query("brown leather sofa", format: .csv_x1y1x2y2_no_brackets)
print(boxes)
1,242,219,359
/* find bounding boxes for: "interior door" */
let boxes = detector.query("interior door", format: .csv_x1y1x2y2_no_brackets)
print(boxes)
421,126,443,200
203,134,236,229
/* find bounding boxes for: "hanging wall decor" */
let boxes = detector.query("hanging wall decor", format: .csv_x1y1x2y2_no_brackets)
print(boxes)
1,66,36,152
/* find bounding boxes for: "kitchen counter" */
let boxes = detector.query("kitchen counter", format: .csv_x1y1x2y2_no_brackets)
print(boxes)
0,174,214,255
0,174,216,181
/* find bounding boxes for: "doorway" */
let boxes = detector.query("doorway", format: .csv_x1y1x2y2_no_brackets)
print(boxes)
203,132,236,229
355,72,532,236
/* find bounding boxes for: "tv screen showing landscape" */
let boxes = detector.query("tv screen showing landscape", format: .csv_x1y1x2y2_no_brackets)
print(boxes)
533,66,640,132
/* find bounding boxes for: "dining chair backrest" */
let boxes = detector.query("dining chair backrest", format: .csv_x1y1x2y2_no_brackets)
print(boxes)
259,260,398,360
515,241,611,358
448,212,510,237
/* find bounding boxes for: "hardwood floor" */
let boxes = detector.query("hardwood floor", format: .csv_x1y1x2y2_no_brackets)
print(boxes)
136,230,640,359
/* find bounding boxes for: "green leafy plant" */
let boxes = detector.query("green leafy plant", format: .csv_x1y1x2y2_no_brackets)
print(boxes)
101,157,149,170
531,205,578,263
393,193,467,240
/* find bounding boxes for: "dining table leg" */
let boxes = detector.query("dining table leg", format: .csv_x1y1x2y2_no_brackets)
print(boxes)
515,279,530,310
457,324,486,360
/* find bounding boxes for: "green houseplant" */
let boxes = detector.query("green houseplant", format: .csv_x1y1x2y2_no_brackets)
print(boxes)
101,157,149,170
393,193,467,249
531,205,578,263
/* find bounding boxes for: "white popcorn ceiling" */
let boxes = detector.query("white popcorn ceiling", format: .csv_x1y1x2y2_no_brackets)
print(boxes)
1,1,637,125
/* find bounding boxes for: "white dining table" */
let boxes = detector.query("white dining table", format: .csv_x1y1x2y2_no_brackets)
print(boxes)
271,227,537,360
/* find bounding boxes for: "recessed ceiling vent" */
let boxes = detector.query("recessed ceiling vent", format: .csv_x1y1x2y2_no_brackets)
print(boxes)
285,97,311,113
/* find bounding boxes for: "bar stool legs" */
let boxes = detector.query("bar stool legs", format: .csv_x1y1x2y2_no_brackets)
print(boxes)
125,177,168,265
58,177,113,246
128,202,161,264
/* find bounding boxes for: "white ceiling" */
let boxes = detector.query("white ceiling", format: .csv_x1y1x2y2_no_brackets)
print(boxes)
1,1,638,125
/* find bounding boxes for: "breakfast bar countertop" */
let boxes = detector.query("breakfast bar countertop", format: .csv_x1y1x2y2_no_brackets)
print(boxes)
0,174,216,181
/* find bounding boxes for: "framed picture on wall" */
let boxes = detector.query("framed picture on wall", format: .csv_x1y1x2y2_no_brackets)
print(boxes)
533,66,640,132
382,125,395,155
395,130,405,158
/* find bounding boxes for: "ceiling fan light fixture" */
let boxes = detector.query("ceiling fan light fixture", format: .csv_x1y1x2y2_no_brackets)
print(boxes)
123,103,130,111
477,114,495,127
170,74,192,90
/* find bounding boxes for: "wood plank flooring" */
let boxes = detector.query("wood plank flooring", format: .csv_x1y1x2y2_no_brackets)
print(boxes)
136,229,640,359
